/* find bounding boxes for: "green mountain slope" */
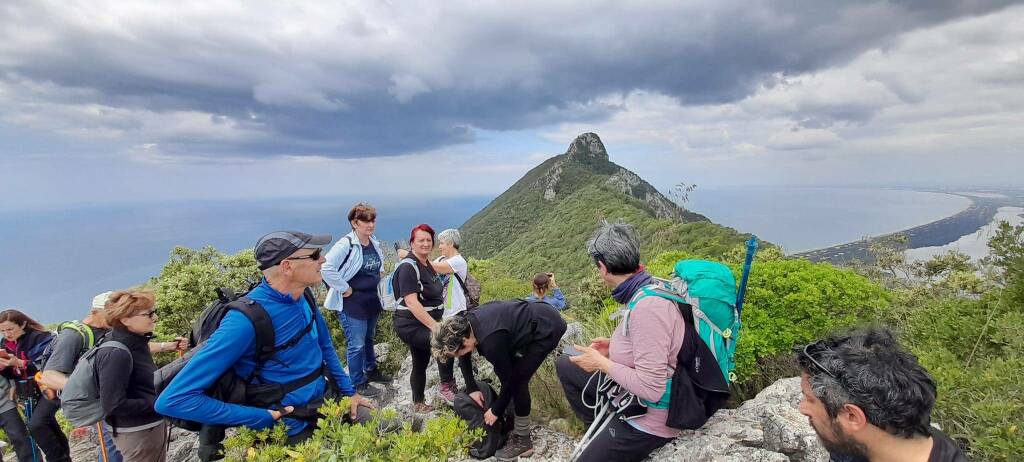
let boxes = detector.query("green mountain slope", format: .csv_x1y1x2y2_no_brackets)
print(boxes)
460,132,752,285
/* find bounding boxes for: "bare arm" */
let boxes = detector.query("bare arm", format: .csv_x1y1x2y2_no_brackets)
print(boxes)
39,370,68,391
430,260,454,275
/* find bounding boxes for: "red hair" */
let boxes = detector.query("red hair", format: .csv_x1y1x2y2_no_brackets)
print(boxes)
409,223,436,245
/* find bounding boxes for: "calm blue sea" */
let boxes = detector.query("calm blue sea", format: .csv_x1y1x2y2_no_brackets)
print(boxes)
685,187,971,254
1,188,971,323
0,195,491,323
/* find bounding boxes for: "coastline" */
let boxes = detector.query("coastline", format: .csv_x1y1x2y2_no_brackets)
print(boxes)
796,191,1022,264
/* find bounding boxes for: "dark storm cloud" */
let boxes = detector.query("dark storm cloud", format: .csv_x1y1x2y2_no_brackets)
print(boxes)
0,0,1016,158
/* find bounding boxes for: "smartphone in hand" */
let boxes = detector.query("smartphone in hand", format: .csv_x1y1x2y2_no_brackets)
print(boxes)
562,345,582,357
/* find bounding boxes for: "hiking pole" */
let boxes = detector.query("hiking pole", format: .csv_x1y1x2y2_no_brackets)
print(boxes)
736,236,758,316
23,395,39,462
97,423,110,462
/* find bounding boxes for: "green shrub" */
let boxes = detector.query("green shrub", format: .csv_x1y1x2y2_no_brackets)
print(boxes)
222,398,482,461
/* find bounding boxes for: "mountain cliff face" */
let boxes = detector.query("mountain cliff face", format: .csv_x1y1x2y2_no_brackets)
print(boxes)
460,133,745,285
461,132,707,259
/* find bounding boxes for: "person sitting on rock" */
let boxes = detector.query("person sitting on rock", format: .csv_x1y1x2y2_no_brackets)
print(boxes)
156,231,374,450
796,327,967,462
554,220,684,462
525,272,567,310
431,299,567,461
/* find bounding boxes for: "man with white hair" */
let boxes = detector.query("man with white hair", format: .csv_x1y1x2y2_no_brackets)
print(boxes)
38,292,187,462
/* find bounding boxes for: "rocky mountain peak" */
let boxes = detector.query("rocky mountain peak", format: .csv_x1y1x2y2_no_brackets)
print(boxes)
565,132,608,164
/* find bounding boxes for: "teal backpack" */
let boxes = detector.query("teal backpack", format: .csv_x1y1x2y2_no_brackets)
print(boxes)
625,259,741,384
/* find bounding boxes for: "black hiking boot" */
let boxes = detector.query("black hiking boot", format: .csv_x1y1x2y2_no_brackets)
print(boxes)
366,368,393,383
356,382,382,398
494,433,534,460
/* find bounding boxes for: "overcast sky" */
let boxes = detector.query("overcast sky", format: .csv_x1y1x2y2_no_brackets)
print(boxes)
2,1,1022,209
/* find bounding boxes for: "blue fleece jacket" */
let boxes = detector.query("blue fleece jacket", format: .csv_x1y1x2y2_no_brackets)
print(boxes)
525,287,567,310
155,280,355,435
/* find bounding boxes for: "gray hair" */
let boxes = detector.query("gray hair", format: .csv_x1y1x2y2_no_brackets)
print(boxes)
437,228,462,249
796,328,936,438
586,220,641,274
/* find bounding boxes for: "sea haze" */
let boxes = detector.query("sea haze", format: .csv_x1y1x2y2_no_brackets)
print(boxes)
685,187,972,254
0,195,491,323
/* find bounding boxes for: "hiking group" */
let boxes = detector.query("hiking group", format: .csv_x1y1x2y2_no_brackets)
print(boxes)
0,202,966,462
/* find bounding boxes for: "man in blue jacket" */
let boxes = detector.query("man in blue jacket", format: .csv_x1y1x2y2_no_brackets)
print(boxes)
156,231,374,451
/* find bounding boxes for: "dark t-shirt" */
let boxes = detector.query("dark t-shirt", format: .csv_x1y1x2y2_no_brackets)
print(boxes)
344,244,383,319
43,324,109,374
928,428,968,462
828,428,967,462
396,258,443,309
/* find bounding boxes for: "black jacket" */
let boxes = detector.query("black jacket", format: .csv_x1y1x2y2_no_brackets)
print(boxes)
2,329,53,380
95,328,162,430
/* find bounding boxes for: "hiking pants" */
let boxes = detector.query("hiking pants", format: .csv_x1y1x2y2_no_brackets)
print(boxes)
0,407,36,462
496,321,565,418
555,355,673,462
111,421,167,462
339,310,380,387
197,425,226,462
27,396,71,462
393,309,443,404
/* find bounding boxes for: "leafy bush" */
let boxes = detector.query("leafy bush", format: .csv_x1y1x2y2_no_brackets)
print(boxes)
222,398,482,461
154,246,260,338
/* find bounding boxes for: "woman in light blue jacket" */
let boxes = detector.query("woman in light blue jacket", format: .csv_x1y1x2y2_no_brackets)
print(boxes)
321,203,390,398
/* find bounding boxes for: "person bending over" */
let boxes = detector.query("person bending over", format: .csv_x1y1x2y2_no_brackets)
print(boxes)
432,299,566,461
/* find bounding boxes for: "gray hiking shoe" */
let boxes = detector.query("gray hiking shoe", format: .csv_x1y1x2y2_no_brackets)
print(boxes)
494,433,534,460
356,382,382,398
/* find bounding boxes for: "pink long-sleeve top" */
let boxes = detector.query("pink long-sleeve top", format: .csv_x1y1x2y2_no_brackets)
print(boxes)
607,295,686,438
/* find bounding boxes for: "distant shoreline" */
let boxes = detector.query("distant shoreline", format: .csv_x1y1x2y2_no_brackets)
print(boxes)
796,192,1020,264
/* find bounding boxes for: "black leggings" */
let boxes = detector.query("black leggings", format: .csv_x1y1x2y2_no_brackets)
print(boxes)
27,396,71,462
438,353,473,386
0,406,36,462
393,309,443,404
555,355,672,462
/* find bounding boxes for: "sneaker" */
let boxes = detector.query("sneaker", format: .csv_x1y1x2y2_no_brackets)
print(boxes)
356,382,382,398
438,380,457,405
413,402,435,413
494,433,534,460
366,368,393,383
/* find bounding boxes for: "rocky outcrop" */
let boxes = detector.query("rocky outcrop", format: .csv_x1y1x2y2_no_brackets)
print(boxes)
606,167,692,222
648,377,829,462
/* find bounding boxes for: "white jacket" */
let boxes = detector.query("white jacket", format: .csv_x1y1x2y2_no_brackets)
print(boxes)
321,230,385,312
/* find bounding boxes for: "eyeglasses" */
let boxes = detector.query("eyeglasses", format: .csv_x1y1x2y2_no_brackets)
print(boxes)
134,310,158,319
285,248,322,261
802,340,838,380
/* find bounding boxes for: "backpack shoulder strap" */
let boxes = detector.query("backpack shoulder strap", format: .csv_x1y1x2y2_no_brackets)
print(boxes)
624,285,692,336
96,340,134,374
227,298,277,367
61,321,96,351
274,290,319,354
337,236,357,271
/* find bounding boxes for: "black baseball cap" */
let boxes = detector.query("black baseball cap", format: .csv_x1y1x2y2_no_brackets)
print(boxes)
254,231,332,270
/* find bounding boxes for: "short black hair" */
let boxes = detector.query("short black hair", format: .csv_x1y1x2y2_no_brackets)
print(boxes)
796,327,937,438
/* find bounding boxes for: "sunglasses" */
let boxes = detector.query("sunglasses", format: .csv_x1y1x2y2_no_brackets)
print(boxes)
285,248,322,261
802,340,838,380
134,310,158,319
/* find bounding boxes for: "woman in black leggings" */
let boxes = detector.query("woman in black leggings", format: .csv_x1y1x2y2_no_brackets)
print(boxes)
432,300,566,461
392,224,447,413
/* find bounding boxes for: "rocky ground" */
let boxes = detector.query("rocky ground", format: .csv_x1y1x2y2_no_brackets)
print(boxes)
60,332,826,462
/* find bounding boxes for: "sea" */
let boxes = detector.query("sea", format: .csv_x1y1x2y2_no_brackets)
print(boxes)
1,188,971,323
